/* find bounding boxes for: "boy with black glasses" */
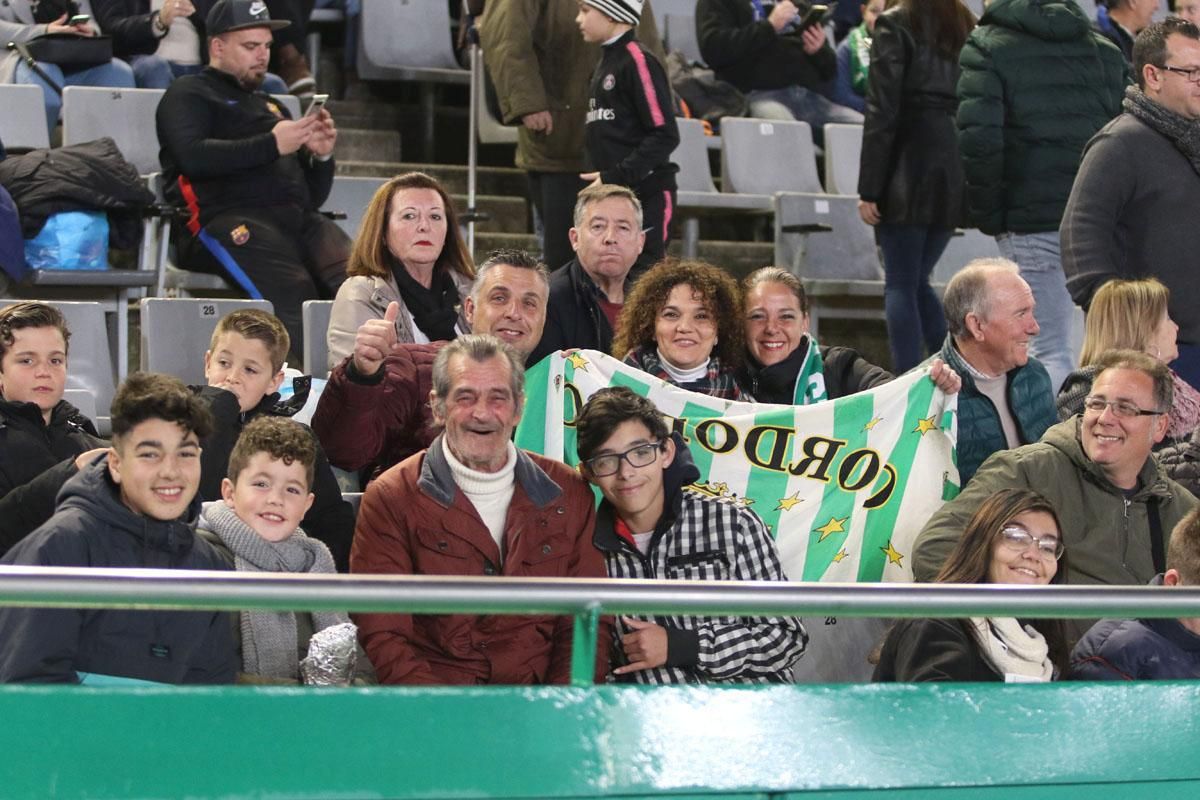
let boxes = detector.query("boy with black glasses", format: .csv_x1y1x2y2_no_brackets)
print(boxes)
575,386,807,684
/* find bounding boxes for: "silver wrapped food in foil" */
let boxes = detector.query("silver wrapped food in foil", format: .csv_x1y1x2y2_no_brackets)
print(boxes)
300,622,358,686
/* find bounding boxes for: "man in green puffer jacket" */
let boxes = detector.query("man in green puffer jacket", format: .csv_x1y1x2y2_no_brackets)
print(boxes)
956,0,1129,393
914,350,1198,643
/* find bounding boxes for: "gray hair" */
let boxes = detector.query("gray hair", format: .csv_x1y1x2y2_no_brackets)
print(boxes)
942,258,1021,339
1093,348,1174,414
468,249,551,304
430,333,526,418
572,183,644,230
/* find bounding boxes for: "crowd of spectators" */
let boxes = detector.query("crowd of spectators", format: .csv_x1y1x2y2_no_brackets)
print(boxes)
4,1,1200,687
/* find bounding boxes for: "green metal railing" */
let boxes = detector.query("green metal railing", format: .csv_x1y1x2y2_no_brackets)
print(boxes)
5,567,1200,799
5,565,1200,685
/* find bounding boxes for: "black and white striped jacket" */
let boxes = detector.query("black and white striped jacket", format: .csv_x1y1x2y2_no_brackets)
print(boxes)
594,447,807,684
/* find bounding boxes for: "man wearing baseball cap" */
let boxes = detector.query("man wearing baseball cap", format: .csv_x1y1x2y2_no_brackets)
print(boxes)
156,0,350,366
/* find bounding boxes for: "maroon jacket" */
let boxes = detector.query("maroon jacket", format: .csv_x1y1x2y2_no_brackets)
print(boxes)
312,346,444,475
350,435,607,685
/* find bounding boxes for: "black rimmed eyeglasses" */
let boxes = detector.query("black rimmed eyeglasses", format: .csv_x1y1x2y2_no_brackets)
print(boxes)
582,441,664,477
1158,64,1200,82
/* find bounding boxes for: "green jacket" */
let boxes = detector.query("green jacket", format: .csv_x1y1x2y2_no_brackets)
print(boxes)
956,0,1128,234
914,419,1198,624
478,0,663,173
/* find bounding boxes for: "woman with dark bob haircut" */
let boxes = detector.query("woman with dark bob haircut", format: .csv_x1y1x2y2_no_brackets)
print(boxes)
325,172,475,370
612,259,749,400
874,488,1071,682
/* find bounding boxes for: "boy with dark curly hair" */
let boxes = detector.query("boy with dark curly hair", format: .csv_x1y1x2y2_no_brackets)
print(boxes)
0,372,237,685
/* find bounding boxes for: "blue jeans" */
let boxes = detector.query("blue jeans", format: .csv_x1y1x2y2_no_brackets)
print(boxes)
15,58,136,134
995,230,1077,393
877,223,952,372
129,56,287,94
748,86,863,147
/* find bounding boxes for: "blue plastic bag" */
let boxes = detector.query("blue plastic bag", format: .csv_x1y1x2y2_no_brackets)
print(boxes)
24,210,109,271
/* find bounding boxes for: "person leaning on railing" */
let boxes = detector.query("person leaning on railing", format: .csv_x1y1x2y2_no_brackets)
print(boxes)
874,488,1071,682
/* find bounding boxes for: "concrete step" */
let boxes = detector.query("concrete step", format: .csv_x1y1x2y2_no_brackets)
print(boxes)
336,160,528,197
470,234,775,279
335,128,402,164
452,194,528,234
327,98,404,131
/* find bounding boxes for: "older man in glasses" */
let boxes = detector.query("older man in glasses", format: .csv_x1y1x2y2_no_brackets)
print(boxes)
574,386,807,685
914,349,1198,642
1063,18,1200,391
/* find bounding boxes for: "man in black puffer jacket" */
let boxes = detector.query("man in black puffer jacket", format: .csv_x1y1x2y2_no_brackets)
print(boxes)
957,0,1128,394
0,373,236,684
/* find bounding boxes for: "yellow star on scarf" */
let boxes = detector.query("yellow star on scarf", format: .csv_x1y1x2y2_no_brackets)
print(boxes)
775,492,803,512
566,352,589,370
863,416,882,432
882,540,904,566
815,516,848,541
913,416,938,435
831,548,849,563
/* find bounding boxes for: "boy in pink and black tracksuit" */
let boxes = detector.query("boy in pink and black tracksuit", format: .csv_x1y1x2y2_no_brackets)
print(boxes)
577,0,679,271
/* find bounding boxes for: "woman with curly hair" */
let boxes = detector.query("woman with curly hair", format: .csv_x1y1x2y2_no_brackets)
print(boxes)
612,259,749,400
325,172,475,370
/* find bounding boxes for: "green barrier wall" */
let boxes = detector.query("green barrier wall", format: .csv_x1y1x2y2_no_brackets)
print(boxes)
3,681,1199,799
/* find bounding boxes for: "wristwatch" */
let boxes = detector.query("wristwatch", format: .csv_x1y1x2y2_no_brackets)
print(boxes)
152,10,168,36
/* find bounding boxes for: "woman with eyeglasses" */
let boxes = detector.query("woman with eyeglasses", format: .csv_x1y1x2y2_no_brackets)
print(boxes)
612,259,750,400
874,488,1070,682
1057,278,1200,445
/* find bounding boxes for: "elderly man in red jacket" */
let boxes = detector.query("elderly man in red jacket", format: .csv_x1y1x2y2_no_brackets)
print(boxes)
349,333,607,685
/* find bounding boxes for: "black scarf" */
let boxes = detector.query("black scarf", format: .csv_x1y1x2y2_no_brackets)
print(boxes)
1124,85,1200,176
390,256,461,342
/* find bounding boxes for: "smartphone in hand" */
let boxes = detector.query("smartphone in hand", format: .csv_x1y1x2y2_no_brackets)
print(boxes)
798,4,830,32
304,94,330,118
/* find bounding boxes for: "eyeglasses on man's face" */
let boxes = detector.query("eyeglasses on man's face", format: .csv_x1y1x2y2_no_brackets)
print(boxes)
584,441,663,477
1157,63,1200,82
999,526,1065,560
1082,396,1163,419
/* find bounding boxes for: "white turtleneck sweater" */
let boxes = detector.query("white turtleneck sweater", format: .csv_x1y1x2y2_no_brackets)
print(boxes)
443,439,518,553
656,349,709,384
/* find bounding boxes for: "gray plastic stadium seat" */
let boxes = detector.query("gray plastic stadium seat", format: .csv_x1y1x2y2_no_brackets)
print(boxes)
823,124,863,195
61,87,166,176
664,14,702,64
356,0,466,80
320,176,388,239
43,301,117,418
139,298,273,385
0,85,51,151
355,0,467,157
933,229,1001,284
473,53,518,145
720,117,824,195
719,120,880,277
272,94,302,119
672,118,772,257
719,119,884,335
773,192,882,282
651,0,697,33
302,300,334,379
